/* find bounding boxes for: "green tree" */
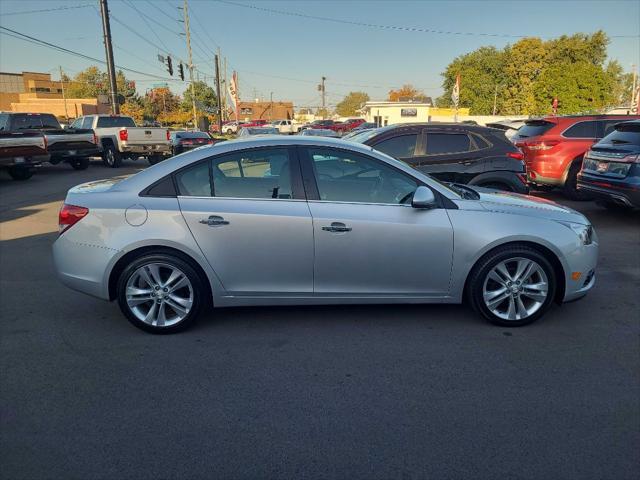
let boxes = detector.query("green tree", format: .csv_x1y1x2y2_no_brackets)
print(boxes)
335,91,370,117
182,81,217,112
64,66,136,101
437,46,505,114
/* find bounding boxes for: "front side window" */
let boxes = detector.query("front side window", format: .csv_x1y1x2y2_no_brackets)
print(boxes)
212,148,292,199
308,148,417,204
81,117,94,129
373,134,418,158
426,133,471,154
70,118,82,129
563,121,598,138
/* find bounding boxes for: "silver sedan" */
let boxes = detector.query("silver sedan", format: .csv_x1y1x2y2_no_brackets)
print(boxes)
53,136,598,333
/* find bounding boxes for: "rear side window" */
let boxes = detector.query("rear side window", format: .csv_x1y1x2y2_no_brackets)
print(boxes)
563,121,598,138
517,122,554,138
373,134,418,158
175,161,212,197
40,114,61,129
426,133,471,154
212,148,292,199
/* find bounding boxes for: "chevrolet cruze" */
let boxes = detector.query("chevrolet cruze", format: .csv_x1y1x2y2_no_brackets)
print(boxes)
53,136,598,333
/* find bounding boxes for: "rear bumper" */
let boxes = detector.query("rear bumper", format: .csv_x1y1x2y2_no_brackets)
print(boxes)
120,143,171,155
0,156,42,168
49,146,101,160
577,173,640,208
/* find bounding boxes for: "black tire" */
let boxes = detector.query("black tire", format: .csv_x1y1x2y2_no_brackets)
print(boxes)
147,155,163,166
117,253,207,334
597,200,633,211
563,161,592,200
101,143,122,168
7,166,33,180
467,245,557,327
70,157,90,170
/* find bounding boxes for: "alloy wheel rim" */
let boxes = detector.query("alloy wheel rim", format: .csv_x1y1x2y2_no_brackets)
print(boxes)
106,150,114,166
482,257,548,321
125,262,193,327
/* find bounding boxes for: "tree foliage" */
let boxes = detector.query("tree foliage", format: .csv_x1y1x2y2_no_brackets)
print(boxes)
437,31,630,115
182,81,217,112
388,84,429,102
63,66,135,100
335,91,370,116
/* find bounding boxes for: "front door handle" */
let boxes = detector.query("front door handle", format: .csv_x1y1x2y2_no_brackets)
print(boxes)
322,222,352,233
199,215,229,226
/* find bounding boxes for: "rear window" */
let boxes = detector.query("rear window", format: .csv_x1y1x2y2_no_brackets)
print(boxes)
9,113,60,130
516,121,555,138
177,132,210,139
598,123,640,147
96,116,137,128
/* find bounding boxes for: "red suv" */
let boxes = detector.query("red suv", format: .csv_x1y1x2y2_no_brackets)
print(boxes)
514,115,639,199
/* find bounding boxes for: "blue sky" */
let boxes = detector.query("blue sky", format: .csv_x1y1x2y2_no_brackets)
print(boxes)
1,0,639,108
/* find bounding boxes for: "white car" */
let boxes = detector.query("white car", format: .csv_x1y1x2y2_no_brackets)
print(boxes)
271,119,301,135
221,122,241,134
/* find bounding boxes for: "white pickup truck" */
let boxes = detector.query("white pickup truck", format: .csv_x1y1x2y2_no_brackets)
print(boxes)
271,119,301,135
72,115,171,167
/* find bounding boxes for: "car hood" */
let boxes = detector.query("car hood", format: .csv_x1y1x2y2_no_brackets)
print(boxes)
462,188,590,225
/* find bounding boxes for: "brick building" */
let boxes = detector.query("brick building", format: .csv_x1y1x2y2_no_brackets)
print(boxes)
237,100,293,122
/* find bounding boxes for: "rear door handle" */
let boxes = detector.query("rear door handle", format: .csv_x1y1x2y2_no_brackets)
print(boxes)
199,215,229,226
322,222,352,233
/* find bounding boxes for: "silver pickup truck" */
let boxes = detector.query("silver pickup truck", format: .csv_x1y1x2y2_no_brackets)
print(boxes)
1,112,100,172
73,115,171,168
0,131,46,180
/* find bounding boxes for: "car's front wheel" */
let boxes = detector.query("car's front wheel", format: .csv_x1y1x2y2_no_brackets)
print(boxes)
468,246,557,327
117,253,207,333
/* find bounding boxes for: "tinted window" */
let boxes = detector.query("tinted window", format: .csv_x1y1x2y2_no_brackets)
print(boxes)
602,120,623,137
96,116,137,128
373,134,418,158
175,161,211,197
0,114,8,131
563,121,598,138
177,131,210,139
212,148,292,199
598,123,640,147
39,114,61,129
517,122,554,138
10,114,60,130
426,133,471,154
309,148,417,204
145,176,177,197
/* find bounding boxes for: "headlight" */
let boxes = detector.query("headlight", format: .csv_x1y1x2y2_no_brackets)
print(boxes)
562,222,594,245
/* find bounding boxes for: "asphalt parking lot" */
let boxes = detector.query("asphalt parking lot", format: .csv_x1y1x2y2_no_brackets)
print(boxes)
1,161,639,480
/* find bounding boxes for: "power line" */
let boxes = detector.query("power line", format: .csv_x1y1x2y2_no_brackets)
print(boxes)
216,0,640,39
0,4,94,17
0,26,180,82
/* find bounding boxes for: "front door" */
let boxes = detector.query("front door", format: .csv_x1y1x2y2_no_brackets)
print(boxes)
178,147,314,295
300,146,454,297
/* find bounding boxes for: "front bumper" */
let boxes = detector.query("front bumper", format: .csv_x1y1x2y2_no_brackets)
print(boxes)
562,233,599,302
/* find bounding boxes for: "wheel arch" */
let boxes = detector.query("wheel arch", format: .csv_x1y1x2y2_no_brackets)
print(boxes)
463,240,566,305
108,245,213,306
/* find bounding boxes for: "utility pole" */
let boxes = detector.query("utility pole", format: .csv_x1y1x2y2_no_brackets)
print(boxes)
631,64,637,113
223,56,228,121
59,66,69,122
99,0,119,114
183,0,197,129
321,76,326,118
214,54,223,133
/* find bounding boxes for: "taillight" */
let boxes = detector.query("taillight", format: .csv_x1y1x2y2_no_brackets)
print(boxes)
119,129,128,141
43,134,48,150
92,132,97,145
507,151,524,160
524,140,560,151
166,130,170,141
58,204,89,235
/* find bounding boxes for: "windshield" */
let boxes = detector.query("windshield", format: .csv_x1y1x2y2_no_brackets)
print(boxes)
96,116,137,128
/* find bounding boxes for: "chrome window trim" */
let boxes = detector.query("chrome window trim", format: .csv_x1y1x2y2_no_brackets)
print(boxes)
177,195,307,203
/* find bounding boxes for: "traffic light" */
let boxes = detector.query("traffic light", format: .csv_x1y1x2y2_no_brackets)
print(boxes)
178,63,185,81
166,56,173,76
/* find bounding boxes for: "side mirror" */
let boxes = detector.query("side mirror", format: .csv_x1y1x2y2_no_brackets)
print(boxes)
411,186,437,209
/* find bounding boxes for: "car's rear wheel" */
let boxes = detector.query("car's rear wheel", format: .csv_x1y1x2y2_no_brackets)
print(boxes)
563,161,592,200
102,144,122,168
7,166,33,180
468,246,557,327
117,254,206,333
147,155,163,165
70,158,90,170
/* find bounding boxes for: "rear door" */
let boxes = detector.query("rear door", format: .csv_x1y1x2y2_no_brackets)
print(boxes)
417,129,479,183
178,146,314,295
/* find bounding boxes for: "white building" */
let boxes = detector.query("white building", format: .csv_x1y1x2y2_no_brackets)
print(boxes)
361,101,433,126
